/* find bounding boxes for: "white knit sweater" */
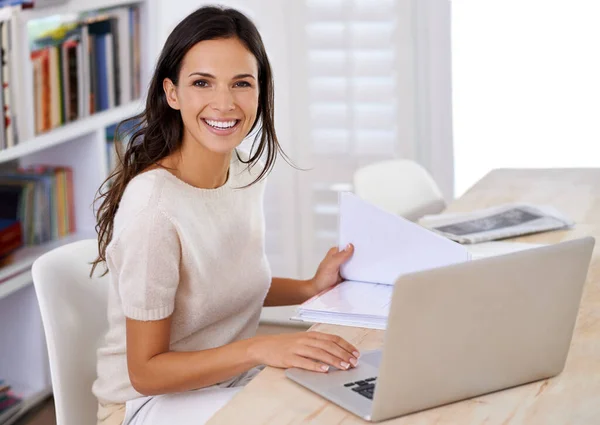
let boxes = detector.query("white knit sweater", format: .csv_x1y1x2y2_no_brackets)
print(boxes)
92,152,272,405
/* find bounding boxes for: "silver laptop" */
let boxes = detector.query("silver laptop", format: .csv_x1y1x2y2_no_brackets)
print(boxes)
286,237,595,422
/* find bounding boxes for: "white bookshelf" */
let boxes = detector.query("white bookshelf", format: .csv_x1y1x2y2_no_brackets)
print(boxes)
0,101,142,163
0,0,156,423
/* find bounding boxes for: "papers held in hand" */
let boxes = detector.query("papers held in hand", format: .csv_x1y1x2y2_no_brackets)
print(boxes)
293,192,470,329
292,193,542,330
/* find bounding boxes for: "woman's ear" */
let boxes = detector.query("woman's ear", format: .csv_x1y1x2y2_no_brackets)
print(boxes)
163,78,180,110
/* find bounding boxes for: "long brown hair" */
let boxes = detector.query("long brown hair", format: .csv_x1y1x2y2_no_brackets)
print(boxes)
91,6,285,275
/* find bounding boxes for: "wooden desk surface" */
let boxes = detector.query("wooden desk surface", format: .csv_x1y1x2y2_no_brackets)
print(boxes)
208,169,600,425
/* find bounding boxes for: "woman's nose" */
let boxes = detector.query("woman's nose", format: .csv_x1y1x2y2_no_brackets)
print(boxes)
210,87,235,112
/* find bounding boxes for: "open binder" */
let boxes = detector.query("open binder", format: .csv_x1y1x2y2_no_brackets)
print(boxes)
292,193,541,329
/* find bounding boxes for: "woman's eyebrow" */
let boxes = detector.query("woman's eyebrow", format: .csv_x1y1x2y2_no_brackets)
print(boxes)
188,72,215,78
232,74,256,80
188,72,256,80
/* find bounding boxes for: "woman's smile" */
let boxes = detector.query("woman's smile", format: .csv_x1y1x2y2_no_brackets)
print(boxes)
201,118,242,136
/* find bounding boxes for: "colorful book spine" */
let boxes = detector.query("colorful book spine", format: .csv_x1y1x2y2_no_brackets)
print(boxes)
0,219,22,258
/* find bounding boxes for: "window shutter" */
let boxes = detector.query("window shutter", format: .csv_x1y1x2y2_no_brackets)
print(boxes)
294,0,405,276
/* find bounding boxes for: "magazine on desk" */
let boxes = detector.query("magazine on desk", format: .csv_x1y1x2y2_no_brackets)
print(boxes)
292,193,544,330
418,203,573,244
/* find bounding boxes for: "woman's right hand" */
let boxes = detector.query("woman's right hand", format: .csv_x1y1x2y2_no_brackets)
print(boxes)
248,331,360,372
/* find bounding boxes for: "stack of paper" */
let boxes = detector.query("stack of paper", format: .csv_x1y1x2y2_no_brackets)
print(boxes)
296,280,393,329
292,193,542,329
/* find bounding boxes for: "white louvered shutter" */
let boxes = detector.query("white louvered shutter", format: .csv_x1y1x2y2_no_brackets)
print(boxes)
288,0,418,277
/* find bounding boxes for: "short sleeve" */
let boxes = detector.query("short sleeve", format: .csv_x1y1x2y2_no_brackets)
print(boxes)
108,208,181,321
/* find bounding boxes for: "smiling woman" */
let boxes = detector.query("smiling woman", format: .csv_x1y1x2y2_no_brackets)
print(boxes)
89,5,359,425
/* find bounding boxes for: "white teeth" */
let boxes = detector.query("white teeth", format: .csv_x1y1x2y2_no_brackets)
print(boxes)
205,119,237,129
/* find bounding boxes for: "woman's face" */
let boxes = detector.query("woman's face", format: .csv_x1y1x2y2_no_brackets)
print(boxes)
164,37,259,154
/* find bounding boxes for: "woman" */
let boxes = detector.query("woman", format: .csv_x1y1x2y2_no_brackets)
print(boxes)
91,6,359,425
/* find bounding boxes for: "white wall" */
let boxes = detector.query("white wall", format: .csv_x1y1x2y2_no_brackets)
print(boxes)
452,0,600,196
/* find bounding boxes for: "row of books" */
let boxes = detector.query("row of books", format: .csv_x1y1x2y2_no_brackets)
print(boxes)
0,164,75,248
0,380,21,425
30,4,142,136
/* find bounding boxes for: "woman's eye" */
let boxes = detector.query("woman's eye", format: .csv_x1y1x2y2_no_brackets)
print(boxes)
234,81,252,88
193,80,209,87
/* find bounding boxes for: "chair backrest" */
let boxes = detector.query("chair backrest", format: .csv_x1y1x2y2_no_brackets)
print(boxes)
32,239,108,425
353,159,447,221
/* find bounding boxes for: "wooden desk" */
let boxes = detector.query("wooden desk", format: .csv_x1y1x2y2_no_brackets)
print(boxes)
208,169,600,425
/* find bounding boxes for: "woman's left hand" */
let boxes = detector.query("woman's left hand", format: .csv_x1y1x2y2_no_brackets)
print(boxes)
309,244,355,294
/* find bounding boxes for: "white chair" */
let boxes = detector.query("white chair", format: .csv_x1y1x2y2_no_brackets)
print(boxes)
353,159,447,221
32,239,108,425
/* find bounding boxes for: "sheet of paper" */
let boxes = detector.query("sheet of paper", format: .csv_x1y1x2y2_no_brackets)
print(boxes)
293,313,387,330
338,192,471,285
301,280,393,317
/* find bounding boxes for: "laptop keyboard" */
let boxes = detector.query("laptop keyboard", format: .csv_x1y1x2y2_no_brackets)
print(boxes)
343,377,377,400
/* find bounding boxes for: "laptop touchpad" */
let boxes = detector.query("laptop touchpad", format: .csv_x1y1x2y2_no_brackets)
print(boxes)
360,350,382,367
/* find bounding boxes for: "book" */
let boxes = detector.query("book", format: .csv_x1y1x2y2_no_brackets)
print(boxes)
292,193,543,329
104,32,115,109
87,16,115,113
31,48,51,133
48,44,61,128
130,6,140,99
0,219,22,258
61,37,79,122
93,33,108,111
109,7,132,105
71,23,90,117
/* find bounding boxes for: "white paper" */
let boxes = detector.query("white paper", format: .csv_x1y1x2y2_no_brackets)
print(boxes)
338,192,471,285
293,312,387,330
295,241,544,329
295,280,392,329
301,280,393,316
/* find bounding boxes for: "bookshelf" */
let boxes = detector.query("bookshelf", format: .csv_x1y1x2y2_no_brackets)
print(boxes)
0,101,141,163
0,0,157,423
